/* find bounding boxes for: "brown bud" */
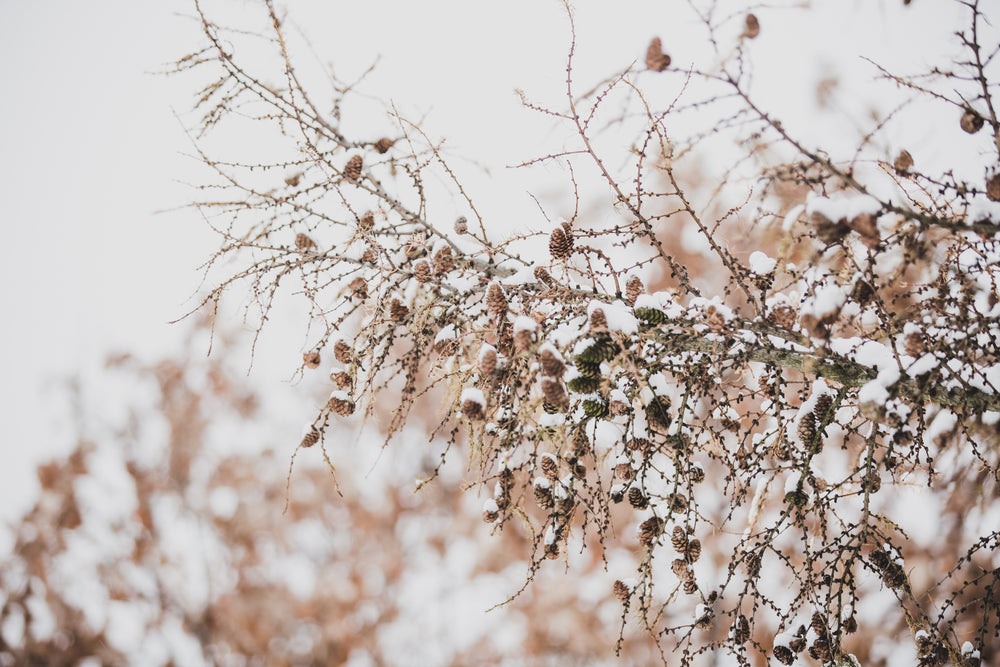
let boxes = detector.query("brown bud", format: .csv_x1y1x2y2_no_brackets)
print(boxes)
295,233,316,251
413,259,432,283
645,37,671,72
625,275,644,304
960,109,984,134
334,340,353,365
613,580,631,601
358,211,375,231
486,282,508,316
343,154,363,182
987,172,1000,202
300,428,320,448
549,226,572,259
453,216,468,234
743,13,760,39
893,149,913,175
432,245,455,274
302,351,321,369
373,137,395,154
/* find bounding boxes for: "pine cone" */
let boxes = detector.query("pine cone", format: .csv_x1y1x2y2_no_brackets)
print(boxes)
773,645,795,665
534,266,555,286
894,149,913,175
987,172,1000,202
373,137,395,153
539,348,565,378
549,226,572,259
514,329,534,353
343,154,363,182
300,428,320,448
638,516,662,546
453,216,468,234
358,211,375,231
671,526,688,553
960,109,984,134
303,351,321,369
295,233,316,251
433,245,455,274
814,394,834,423
705,305,726,333
683,580,698,595
413,259,432,283
743,13,760,39
685,538,702,563
798,413,818,445
327,394,355,416
628,487,648,509
733,615,750,644
613,580,631,601
330,370,352,389
645,37,671,72
540,454,559,481
534,484,554,509
479,346,498,376
769,303,797,330
462,398,484,420
348,277,368,300
389,298,410,322
625,275,644,304
486,282,508,316
334,340,353,365
589,308,608,332
903,331,926,357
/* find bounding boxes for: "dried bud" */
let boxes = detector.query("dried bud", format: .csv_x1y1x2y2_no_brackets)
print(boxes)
539,348,566,378
534,266,555,286
613,580,631,602
645,37,671,72
589,308,608,332
960,109,984,134
773,645,795,665
284,172,302,187
987,172,1000,202
348,277,368,300
453,216,468,234
358,211,375,231
628,487,648,509
743,13,760,39
549,225,573,259
330,370,351,389
334,340,353,365
893,149,913,175
327,394,355,417
769,303,797,329
683,579,698,595
300,428,320,448
295,233,316,251
413,259,432,283
389,298,410,322
479,346,498,376
540,454,559,481
486,282,508,316
433,245,455,274
903,331,926,357
343,154,363,182
373,137,395,154
625,275,644,304
638,516,662,546
303,351,321,369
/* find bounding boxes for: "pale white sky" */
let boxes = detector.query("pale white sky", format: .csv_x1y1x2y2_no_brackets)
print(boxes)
0,0,966,539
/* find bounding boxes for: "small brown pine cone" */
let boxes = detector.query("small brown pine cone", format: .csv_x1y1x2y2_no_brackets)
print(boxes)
534,266,555,286
539,348,565,378
626,438,651,454
413,259,432,283
688,464,706,484
541,377,569,409
683,580,698,595
638,516,662,546
514,329,534,353
770,303,797,330
669,493,688,512
327,394,355,417
454,216,468,234
746,552,762,578
334,340,353,365
303,351,321,369
534,484,554,509
348,277,368,300
284,172,301,187
743,13,760,39
548,226,572,259
615,462,635,481
625,275,644,304
685,538,702,563
671,558,693,581
894,149,913,175
373,137,395,154
847,212,880,248
773,645,795,665
486,282,508,316
613,580,631,602
843,616,858,634
960,109,984,134
671,526,688,553
389,298,410,322
499,468,515,493
814,394,834,422
862,470,882,494
483,508,499,523
589,308,608,332
433,245,455,274
462,398,484,420
808,639,831,662
733,615,750,645
705,305,726,333
330,370,352,389
545,542,560,560
479,346,498,376
810,613,829,639
628,487,648,509
609,399,630,416
987,172,1000,202
789,633,807,654
361,248,376,263
358,211,375,231
300,428,320,448
798,414,818,445
295,233,316,251
645,37,671,72
646,395,672,431
903,331,926,357
573,429,590,457
540,454,559,481
343,154,363,182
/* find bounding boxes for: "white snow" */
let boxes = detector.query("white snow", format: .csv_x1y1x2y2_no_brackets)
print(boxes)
512,316,537,333
434,324,457,343
748,251,777,274
460,387,485,407
587,300,639,334
805,190,881,221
